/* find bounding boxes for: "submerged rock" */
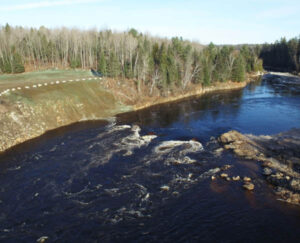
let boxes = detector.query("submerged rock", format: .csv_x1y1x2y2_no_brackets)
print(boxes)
221,164,232,170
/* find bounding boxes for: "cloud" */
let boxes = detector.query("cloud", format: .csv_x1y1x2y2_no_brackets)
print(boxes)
0,0,105,11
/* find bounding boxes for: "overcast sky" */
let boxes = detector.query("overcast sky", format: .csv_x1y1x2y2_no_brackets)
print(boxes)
0,0,299,44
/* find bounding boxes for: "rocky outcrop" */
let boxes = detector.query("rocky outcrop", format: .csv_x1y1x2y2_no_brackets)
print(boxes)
219,129,300,205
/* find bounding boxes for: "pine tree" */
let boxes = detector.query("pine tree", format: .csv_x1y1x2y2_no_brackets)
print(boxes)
97,52,107,75
158,43,168,90
0,58,12,73
166,48,178,87
203,64,210,86
70,57,81,69
108,52,120,78
231,56,245,82
124,60,133,79
12,53,25,73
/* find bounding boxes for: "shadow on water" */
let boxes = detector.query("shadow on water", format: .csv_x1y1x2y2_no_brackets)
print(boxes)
0,74,300,242
118,88,244,128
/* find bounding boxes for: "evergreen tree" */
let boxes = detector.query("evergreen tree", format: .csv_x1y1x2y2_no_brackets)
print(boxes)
12,53,25,73
97,52,107,75
158,43,168,89
128,28,139,38
0,58,12,73
203,64,210,86
124,60,133,79
70,57,81,69
231,56,246,82
166,47,178,87
107,52,120,78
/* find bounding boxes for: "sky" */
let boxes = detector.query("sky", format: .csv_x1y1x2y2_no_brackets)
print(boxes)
0,0,299,44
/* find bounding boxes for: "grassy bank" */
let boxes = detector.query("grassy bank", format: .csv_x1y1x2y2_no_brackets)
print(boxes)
0,69,91,90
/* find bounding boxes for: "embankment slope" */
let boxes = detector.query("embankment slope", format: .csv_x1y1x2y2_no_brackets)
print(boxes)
0,79,130,152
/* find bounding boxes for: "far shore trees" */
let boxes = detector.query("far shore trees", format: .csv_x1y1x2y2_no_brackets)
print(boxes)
0,24,263,93
259,36,300,73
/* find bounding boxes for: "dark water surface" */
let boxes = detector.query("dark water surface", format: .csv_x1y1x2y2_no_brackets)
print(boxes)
0,74,300,242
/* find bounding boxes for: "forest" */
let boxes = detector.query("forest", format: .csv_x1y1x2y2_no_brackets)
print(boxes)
259,36,300,73
0,24,263,94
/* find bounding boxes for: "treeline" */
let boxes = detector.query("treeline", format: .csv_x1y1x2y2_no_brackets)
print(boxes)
259,36,300,72
0,24,263,93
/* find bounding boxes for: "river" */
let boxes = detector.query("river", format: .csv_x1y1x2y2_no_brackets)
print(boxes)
0,73,300,242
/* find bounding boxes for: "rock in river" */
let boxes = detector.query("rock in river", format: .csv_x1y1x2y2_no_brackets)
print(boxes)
232,176,240,181
243,183,255,191
220,173,228,179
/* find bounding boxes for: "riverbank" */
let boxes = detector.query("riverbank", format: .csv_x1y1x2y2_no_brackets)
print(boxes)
0,71,261,153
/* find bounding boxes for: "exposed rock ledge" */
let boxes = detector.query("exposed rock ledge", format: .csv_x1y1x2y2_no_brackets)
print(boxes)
219,129,300,205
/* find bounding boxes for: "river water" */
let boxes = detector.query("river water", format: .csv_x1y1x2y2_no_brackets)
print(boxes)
0,73,300,242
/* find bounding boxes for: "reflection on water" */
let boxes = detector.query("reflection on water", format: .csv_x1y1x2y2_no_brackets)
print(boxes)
118,88,244,129
0,74,300,242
